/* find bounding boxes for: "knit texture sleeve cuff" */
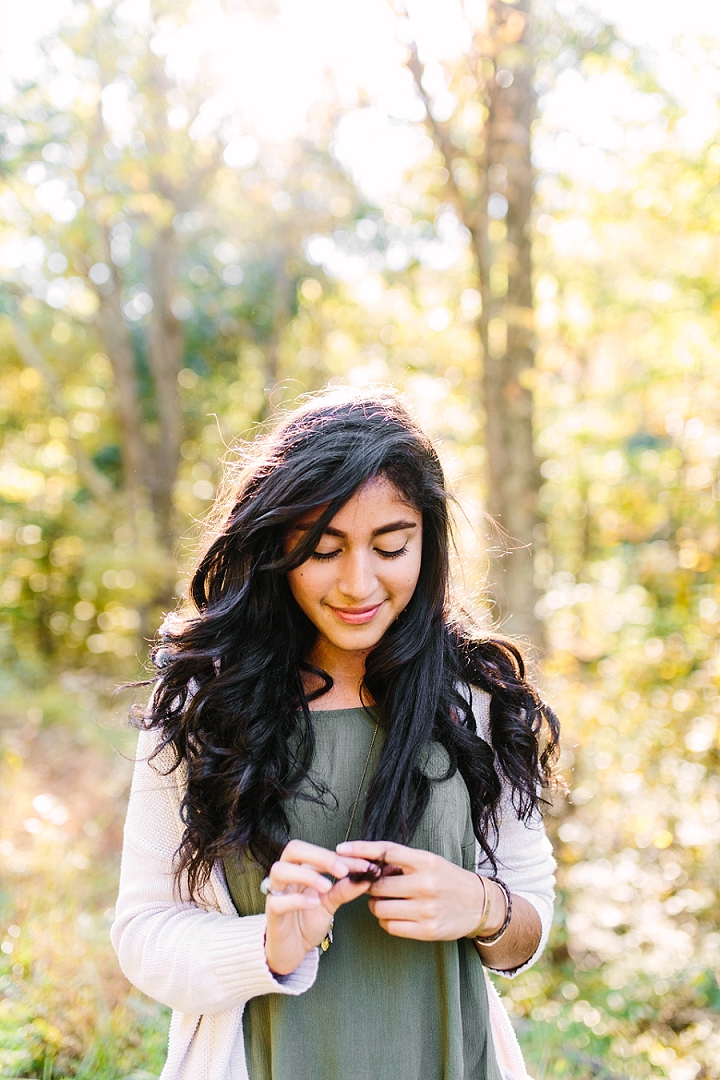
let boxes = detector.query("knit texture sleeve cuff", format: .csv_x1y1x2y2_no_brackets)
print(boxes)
207,913,320,1004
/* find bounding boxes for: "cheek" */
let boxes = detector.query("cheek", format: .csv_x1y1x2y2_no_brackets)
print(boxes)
287,566,325,608
287,568,306,606
391,553,423,600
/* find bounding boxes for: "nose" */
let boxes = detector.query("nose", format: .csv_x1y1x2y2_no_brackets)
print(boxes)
337,549,376,602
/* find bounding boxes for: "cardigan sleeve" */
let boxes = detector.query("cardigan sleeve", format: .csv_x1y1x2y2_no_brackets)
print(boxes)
111,728,319,1015
470,687,557,978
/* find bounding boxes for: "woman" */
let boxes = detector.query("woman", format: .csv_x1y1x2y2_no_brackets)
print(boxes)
112,389,559,1080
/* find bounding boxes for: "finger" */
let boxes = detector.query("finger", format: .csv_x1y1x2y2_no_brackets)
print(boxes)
335,840,426,872
328,874,372,911
368,898,423,921
280,839,349,878
367,872,415,897
269,863,334,895
338,856,379,874
377,919,432,940
266,891,322,914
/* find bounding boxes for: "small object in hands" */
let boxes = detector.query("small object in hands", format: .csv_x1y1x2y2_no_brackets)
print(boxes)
260,876,287,898
347,859,403,884
475,878,513,945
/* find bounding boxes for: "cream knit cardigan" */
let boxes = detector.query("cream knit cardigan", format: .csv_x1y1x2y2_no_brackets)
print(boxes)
111,688,556,1080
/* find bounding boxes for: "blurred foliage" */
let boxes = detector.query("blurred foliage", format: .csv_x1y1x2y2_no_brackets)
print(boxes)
0,680,169,1079
1,1,720,1077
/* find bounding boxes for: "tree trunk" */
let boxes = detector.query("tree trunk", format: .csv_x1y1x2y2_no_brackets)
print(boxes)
481,0,542,645
405,0,543,646
258,249,296,421
95,268,179,619
95,260,153,512
147,227,185,546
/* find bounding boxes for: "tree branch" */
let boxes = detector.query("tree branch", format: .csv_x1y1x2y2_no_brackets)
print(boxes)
402,39,489,290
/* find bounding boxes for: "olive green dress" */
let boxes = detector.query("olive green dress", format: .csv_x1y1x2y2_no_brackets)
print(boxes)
224,708,502,1080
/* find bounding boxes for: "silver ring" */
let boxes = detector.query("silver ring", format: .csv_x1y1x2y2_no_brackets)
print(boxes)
260,876,287,897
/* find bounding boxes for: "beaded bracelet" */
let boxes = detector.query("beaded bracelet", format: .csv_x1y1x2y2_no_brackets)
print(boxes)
473,878,513,945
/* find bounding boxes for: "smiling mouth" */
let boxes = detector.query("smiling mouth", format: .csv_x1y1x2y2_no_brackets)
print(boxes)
328,603,385,624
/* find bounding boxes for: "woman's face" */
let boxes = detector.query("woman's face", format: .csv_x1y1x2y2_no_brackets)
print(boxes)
286,476,423,661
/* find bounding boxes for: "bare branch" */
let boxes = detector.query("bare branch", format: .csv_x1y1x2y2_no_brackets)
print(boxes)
399,30,488,284
406,48,467,203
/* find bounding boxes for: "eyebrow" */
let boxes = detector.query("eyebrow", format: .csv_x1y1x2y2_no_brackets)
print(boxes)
293,520,418,538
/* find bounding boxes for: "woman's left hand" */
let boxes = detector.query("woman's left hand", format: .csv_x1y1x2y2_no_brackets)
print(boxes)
336,840,494,941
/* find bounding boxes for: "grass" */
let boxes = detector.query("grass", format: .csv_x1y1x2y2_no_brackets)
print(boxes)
0,674,170,1079
518,1017,631,1080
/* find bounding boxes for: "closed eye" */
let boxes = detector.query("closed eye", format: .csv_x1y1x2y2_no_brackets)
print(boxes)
375,545,408,559
311,549,341,561
311,544,409,561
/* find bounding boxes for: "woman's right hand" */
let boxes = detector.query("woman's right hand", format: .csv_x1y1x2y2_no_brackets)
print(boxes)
263,839,373,975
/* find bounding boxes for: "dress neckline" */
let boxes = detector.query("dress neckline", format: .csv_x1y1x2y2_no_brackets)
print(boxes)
307,706,377,718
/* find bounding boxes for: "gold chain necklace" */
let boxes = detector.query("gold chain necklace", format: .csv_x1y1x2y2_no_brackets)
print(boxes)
320,717,380,953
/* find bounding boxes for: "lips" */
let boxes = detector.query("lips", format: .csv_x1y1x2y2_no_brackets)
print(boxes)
328,602,384,625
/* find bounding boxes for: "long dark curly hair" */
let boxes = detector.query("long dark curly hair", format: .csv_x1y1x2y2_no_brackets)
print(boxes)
137,389,559,899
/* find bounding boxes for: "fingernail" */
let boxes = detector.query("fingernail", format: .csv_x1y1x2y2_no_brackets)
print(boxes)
336,843,351,853
334,862,349,877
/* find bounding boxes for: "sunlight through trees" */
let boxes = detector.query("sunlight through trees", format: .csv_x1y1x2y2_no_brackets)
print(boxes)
1,1,720,1076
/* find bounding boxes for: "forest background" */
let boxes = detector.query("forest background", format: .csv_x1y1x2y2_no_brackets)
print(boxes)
1,0,720,1077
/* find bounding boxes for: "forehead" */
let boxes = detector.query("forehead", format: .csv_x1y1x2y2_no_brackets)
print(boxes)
294,476,420,530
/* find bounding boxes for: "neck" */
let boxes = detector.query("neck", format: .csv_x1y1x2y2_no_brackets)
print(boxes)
303,640,371,709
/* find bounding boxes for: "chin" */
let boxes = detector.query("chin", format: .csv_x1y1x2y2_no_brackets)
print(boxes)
328,625,389,653
334,633,384,653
